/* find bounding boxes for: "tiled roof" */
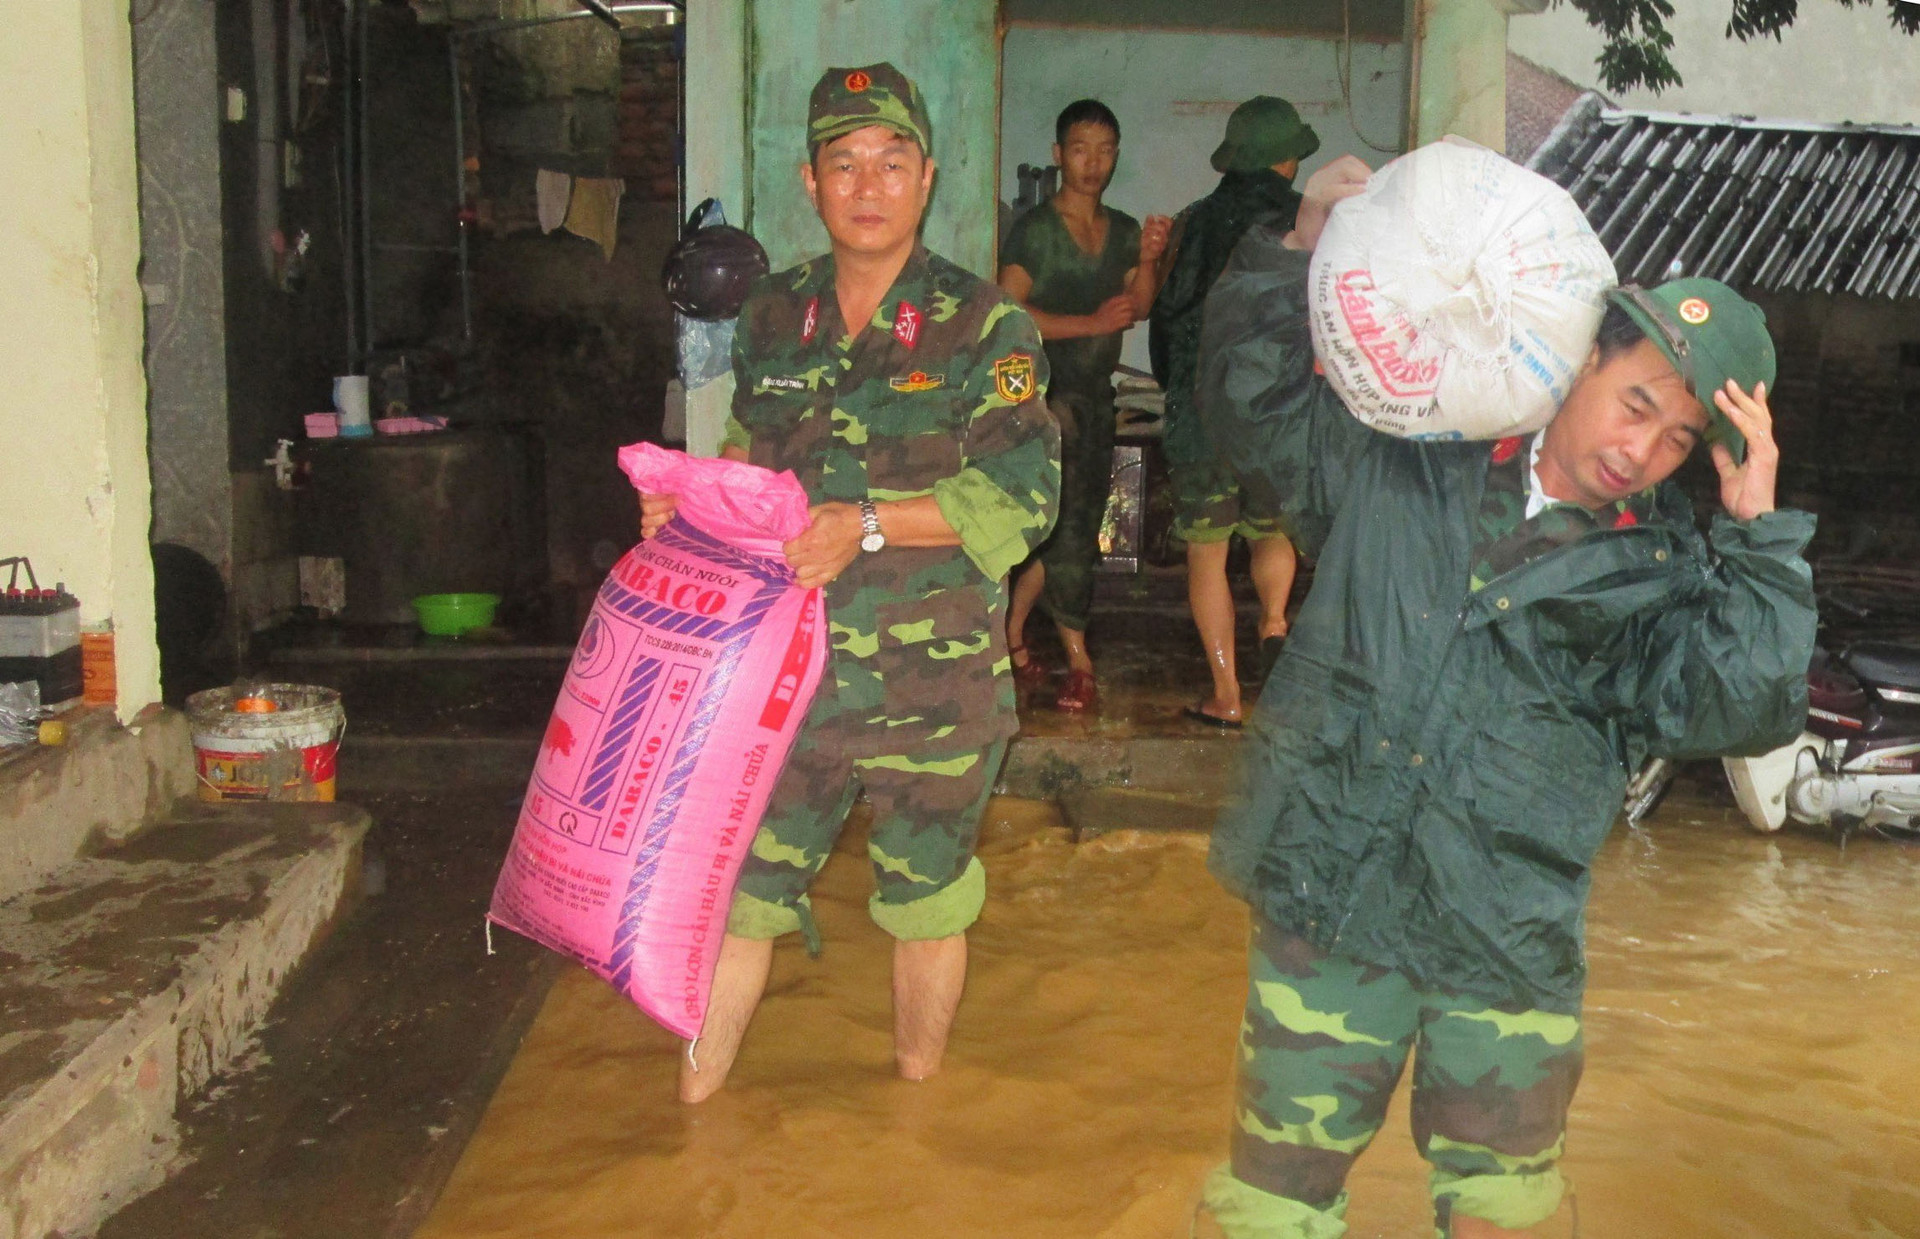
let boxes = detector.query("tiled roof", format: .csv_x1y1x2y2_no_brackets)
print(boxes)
1528,96,1920,299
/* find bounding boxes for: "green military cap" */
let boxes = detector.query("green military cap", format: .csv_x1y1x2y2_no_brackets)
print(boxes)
1608,279,1776,463
807,63,932,154
1210,96,1320,174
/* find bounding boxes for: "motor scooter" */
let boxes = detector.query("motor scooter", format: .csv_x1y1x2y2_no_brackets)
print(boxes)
1724,641,1920,836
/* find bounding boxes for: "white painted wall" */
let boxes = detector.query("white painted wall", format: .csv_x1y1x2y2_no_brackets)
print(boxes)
1510,2,1920,126
999,24,1406,368
0,3,158,719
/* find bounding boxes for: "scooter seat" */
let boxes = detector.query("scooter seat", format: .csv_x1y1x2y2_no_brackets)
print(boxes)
1844,642,1920,694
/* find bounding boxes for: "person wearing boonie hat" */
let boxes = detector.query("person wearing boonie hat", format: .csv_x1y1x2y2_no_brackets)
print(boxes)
1145,96,1321,731
636,61,1060,1105
1188,160,1816,1237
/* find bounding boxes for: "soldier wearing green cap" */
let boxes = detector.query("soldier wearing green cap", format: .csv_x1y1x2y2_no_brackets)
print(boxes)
1147,95,1322,730
638,62,1059,1104
1188,160,1816,1238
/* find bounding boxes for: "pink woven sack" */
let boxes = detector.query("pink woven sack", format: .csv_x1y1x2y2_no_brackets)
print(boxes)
489,444,825,1037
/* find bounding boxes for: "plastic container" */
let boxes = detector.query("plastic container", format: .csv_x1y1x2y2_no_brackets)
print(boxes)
187,683,345,802
0,560,82,704
80,628,114,707
411,592,501,636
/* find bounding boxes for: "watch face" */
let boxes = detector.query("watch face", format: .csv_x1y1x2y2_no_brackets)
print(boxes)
860,532,885,553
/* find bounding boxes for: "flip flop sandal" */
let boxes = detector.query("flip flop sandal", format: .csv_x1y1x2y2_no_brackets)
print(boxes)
1182,704,1244,731
1010,645,1050,688
1055,668,1098,713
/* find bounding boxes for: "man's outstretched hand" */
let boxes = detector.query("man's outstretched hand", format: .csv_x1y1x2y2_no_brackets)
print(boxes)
1282,155,1372,253
1711,380,1779,521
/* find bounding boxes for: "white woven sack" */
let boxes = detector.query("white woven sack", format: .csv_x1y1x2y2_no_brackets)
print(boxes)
1307,137,1617,441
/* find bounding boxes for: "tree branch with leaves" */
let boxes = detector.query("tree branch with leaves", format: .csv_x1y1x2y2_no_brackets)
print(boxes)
1563,0,1920,94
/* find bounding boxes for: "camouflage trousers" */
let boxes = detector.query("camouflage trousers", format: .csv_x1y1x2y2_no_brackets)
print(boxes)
1028,386,1117,633
1204,920,1583,1239
725,720,1006,951
1169,450,1285,545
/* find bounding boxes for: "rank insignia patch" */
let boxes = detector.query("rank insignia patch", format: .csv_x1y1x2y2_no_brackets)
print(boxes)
992,351,1036,403
801,296,820,343
892,300,922,349
889,370,945,392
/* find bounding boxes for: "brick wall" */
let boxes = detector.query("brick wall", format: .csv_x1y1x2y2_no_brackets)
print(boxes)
613,26,679,204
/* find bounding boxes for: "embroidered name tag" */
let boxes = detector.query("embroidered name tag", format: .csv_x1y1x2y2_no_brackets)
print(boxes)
889,370,945,392
760,376,809,392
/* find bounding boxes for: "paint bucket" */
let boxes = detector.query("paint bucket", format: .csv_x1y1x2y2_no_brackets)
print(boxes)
186,683,346,803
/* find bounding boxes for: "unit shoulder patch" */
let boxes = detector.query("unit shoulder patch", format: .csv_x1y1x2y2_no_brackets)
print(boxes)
992,351,1036,403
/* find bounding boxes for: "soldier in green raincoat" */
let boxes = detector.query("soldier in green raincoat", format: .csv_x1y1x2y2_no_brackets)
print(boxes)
639,63,1059,1104
1190,160,1817,1237
1149,96,1319,727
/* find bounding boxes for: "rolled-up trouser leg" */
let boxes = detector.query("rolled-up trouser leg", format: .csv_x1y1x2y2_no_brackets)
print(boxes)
1413,996,1584,1234
858,740,1005,940
1209,920,1418,1237
726,722,858,954
1037,387,1118,633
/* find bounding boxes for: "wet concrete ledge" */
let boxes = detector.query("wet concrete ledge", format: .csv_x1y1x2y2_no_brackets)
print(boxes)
336,727,1246,808
0,706,196,906
0,801,367,1239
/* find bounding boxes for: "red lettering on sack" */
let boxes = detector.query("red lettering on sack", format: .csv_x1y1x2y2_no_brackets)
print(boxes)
616,557,730,618
759,593,819,729
1334,270,1440,399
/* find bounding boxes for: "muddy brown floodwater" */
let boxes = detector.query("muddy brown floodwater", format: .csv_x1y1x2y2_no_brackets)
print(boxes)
419,788,1920,1238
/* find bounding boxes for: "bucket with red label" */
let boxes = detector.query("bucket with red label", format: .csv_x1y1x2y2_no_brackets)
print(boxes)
185,684,346,802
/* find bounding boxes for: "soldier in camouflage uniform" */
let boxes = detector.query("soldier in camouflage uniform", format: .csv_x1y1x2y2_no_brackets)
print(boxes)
640,63,1059,1103
1149,96,1319,726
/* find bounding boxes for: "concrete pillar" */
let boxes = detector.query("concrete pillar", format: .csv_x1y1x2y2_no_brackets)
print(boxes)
0,1,158,720
1409,0,1546,150
681,0,749,457
134,0,234,580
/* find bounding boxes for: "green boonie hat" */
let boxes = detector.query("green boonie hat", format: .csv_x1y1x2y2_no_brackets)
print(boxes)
1607,278,1776,464
807,63,932,154
1210,96,1320,174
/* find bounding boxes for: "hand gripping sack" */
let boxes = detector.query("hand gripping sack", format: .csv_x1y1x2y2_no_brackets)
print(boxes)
488,444,826,1038
1307,137,1617,440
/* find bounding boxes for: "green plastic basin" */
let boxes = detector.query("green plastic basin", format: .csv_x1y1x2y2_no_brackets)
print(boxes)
411,592,501,637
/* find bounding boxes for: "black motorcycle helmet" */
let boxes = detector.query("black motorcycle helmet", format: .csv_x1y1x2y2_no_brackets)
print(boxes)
662,203,769,320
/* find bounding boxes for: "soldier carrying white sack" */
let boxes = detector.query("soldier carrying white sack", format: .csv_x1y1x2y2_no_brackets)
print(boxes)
1189,156,1817,1237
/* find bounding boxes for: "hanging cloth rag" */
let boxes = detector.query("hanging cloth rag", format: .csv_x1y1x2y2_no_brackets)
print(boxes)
535,168,572,234
563,176,625,261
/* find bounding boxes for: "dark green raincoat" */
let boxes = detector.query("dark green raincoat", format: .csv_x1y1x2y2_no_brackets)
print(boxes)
1198,229,1818,1014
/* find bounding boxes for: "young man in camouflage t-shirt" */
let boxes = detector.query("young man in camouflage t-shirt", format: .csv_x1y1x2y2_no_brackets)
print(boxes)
639,63,1059,1103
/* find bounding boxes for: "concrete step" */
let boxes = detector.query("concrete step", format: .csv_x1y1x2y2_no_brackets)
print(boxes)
0,800,368,1239
1058,785,1227,841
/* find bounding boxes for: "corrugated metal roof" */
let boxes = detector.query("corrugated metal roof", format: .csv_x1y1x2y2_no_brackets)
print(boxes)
1528,97,1920,300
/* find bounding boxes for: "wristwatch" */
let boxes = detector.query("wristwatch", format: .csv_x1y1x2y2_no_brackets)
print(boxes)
858,499,885,553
